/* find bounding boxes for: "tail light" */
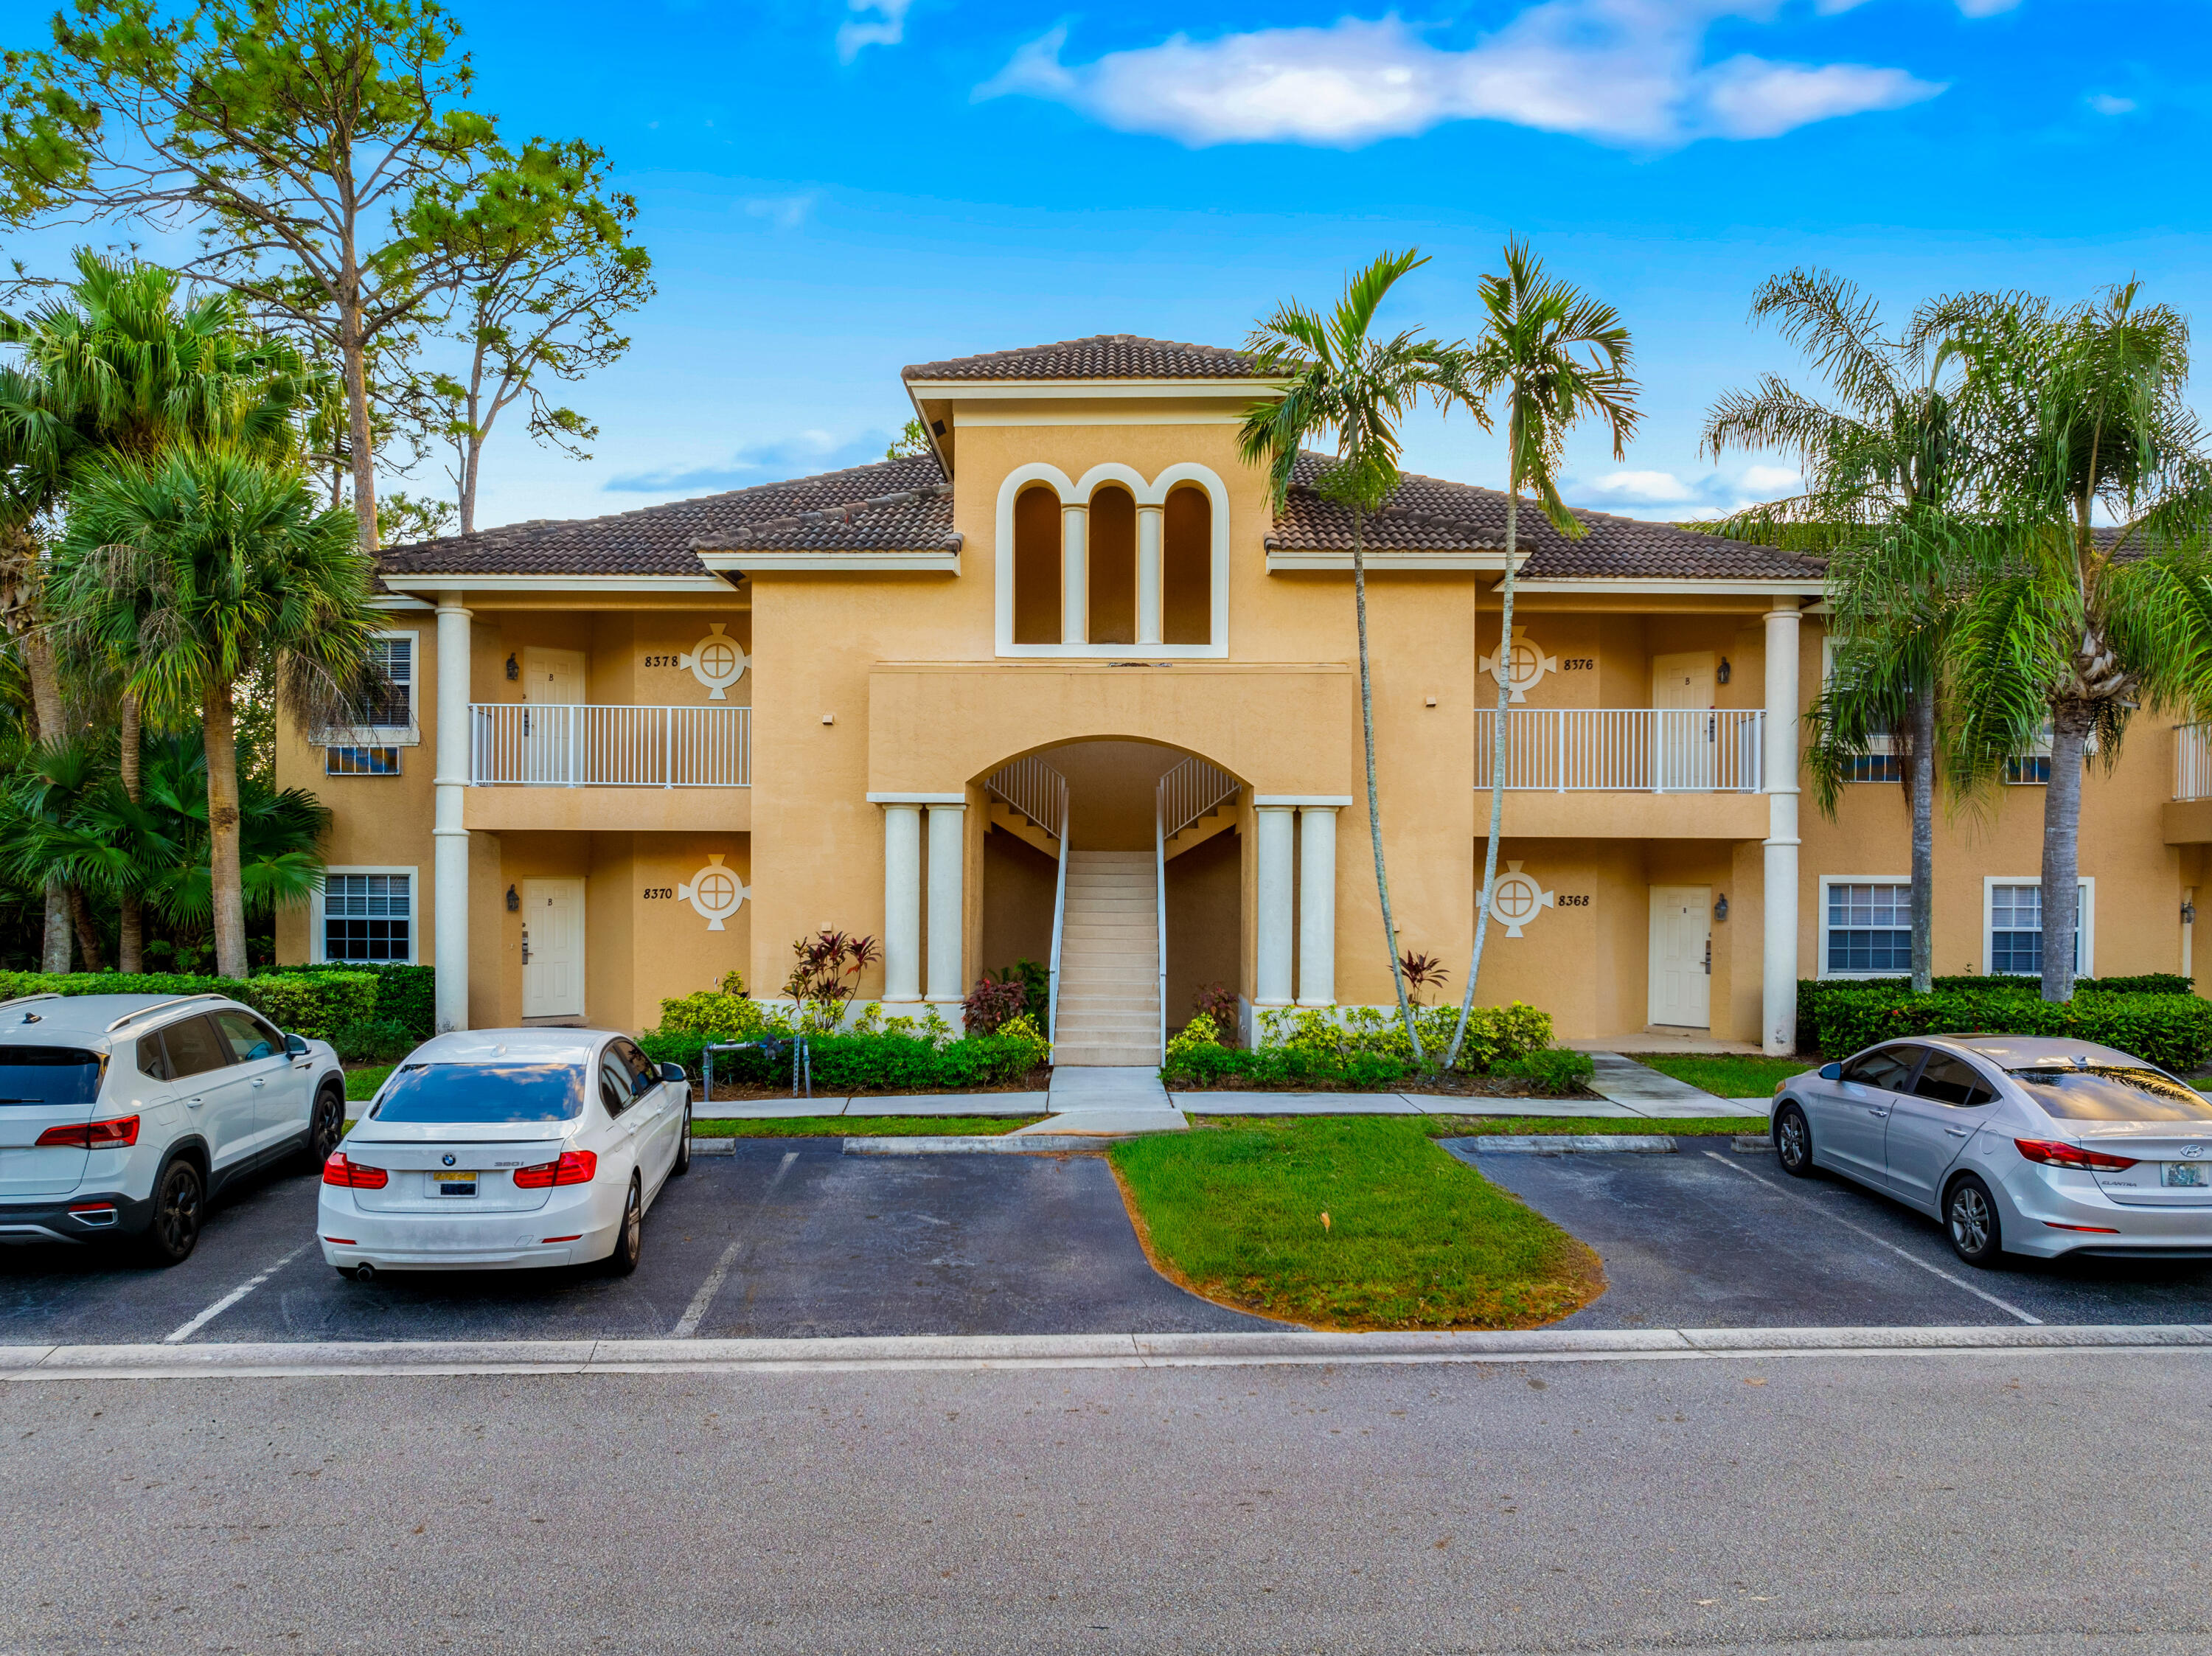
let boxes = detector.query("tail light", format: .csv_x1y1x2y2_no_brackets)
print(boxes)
2015,1138,2138,1172
37,1116,139,1149
322,1151,389,1189
513,1150,597,1189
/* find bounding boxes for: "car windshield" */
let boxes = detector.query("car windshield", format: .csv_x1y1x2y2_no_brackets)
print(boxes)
2009,1065,2212,1122
369,1062,584,1124
0,1046,103,1107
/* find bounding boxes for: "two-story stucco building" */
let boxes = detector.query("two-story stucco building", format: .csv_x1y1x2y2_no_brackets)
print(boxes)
274,333,2212,1057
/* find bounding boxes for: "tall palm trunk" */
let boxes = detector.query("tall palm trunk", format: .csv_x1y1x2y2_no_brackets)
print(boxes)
1449,413,1521,1068
1907,686,1935,995
1354,504,1422,1056
19,631,74,974
2041,700,2091,1003
118,693,145,974
203,680,249,981
64,884,105,972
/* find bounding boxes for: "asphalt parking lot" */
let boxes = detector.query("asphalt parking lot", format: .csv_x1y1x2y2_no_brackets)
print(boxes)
0,1139,1273,1346
1462,1137,2212,1329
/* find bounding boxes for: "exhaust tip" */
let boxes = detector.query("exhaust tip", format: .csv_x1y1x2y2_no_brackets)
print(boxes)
352,1262,376,1283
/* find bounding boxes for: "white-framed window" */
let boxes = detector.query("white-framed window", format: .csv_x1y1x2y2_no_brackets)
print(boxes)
1819,877,1914,977
313,867,417,965
324,745,401,776
1983,877,2093,979
1818,638,1902,784
316,630,420,747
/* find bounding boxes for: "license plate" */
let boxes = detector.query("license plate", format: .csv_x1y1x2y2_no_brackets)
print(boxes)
431,1170,479,1196
2163,1162,2209,1189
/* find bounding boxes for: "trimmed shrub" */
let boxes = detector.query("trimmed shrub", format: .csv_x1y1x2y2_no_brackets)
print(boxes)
327,1017,417,1064
1164,1041,1412,1090
638,1027,1044,1091
0,968,380,1041
1254,1001,1552,1073
1815,987,2212,1072
1801,973,2197,1054
1503,1046,1597,1093
655,988,766,1040
961,974,1029,1037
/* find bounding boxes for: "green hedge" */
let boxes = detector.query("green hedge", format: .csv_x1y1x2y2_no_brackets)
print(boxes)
1163,1043,1411,1090
282,964,434,1039
1813,987,2212,1072
1799,973,2197,1055
0,968,380,1041
639,1029,1046,1092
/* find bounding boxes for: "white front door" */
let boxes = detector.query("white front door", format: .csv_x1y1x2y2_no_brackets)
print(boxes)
1652,651,1717,790
1648,885,1712,1029
522,878,586,1019
521,647,587,783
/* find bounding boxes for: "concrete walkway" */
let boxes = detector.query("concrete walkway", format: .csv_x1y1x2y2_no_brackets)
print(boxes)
1016,1065,1188,1137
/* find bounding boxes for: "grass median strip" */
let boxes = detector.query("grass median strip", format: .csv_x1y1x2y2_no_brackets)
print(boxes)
1625,1054,1809,1099
1110,1116,1604,1332
691,1116,1044,1138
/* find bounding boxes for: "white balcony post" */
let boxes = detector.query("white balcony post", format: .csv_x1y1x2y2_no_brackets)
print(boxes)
1136,503,1164,646
1061,501,1089,644
1254,805,1295,1007
1762,602,1803,1056
1295,807,1338,1006
432,596,472,1033
882,804,923,1006
925,803,965,1006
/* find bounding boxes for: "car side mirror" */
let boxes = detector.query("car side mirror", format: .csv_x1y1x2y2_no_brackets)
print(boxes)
659,1062,686,1085
1819,1062,1843,1081
285,1034,310,1058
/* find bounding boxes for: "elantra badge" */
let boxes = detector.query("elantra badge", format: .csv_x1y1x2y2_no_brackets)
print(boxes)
2185,1145,2204,1159
442,1153,456,1166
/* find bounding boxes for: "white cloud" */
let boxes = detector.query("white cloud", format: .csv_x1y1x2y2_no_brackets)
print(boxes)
1737,464,1802,494
2088,92,2137,116
608,428,894,494
1571,462,1801,518
742,192,818,229
976,1,1945,149
838,0,911,61
1585,470,1701,504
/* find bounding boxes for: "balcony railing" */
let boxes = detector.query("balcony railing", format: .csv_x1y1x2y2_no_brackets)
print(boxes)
2180,723,2212,801
468,703,750,787
1474,709,1766,793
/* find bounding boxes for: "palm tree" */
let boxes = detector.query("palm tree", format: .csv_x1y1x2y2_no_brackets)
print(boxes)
1239,251,1458,1054
1701,270,1964,995
1442,239,1638,1070
1933,282,2212,1002
49,444,380,981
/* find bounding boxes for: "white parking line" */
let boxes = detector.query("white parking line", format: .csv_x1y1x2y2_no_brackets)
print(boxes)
162,1242,316,1344
671,1151,798,1338
1701,1150,2043,1326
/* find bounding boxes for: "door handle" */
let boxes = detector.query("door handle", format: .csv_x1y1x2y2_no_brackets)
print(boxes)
1946,1127,1969,1138
251,1078,268,1088
186,1096,204,1110
1868,1107,1889,1118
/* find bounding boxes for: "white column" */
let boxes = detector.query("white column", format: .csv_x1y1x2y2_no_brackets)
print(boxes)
925,804,965,1006
882,804,923,1004
1136,503,1164,647
432,596,472,1034
1761,602,1802,1057
1296,807,1338,1006
1060,501,1088,644
1255,805,1295,1007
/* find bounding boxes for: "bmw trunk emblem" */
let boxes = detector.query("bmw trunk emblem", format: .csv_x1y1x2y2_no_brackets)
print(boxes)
442,1153,456,1166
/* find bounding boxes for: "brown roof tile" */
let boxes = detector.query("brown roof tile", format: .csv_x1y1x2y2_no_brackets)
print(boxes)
902,334,1259,382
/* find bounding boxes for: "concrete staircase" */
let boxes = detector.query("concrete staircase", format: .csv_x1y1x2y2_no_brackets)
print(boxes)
1052,849,1161,1067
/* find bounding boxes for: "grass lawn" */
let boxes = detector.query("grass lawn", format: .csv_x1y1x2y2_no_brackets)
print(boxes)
1627,1053,1810,1099
344,1064,394,1102
1416,1114,1770,1138
1110,1116,1603,1331
691,1115,1043,1138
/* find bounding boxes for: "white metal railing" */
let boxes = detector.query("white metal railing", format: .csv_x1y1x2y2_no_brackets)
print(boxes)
1472,709,1766,793
2180,723,2212,801
467,703,751,787
1158,755,1241,840
984,756,1069,841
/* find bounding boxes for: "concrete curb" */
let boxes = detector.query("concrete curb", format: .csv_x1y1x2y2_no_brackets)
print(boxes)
7,1324,2212,1382
843,1134,1127,1155
1464,1135,1677,1155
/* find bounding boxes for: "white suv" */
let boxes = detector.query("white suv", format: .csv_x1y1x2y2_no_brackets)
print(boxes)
0,992,348,1264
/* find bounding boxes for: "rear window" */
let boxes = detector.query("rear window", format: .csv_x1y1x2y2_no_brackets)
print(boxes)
2011,1066,2212,1122
0,1046,105,1107
369,1062,584,1124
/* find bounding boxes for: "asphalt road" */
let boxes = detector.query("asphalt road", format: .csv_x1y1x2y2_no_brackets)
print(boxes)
0,1139,1270,1346
5,1347,2211,1653
1464,1139,2212,1329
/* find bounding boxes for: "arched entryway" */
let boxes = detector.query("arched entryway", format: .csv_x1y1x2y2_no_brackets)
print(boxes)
978,739,1243,1064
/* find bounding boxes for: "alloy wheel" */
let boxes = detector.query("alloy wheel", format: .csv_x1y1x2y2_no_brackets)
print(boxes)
1950,1186,1992,1254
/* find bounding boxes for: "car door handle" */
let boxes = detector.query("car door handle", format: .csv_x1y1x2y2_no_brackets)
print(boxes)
251,1078,268,1088
185,1095,204,1109
1868,1107,1889,1118
1946,1127,1969,1138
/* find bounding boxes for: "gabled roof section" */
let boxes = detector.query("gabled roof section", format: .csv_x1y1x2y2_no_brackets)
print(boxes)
902,334,1261,383
1267,453,1827,582
376,454,948,579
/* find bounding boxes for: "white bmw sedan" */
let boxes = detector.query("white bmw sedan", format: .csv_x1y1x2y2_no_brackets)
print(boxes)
320,1029,692,1279
1773,1034,2212,1268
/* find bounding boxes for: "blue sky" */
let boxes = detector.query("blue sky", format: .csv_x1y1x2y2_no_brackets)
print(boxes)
21,0,2207,528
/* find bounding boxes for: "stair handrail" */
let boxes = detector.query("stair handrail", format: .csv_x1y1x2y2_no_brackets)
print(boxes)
984,755,1067,841
1159,755,1240,842
1154,774,1169,1064
1045,771,1070,1046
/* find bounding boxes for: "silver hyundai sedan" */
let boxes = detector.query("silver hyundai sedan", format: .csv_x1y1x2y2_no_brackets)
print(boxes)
1772,1034,2212,1267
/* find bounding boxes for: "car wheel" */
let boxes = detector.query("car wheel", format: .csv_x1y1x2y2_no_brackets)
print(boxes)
1773,1102,1815,1177
672,1105,692,1176
1946,1174,2004,1267
307,1082,346,1169
606,1175,644,1276
141,1158,204,1267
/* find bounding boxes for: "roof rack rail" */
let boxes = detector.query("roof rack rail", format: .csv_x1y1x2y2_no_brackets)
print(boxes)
0,992,65,1014
105,993,230,1034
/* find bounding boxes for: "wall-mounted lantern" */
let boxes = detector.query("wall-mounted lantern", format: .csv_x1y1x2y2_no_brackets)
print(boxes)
504,653,520,681
2185,901,2197,925
1713,894,1730,922
1716,658,1732,686
506,885,520,912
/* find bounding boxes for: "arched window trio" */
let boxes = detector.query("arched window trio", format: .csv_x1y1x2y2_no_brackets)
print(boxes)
996,463,1227,655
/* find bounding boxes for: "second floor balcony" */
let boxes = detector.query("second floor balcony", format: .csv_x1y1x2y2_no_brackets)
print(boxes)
1475,709,1767,794
468,703,751,787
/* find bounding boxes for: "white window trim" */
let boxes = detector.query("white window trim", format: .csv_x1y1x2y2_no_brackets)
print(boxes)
1818,874,1915,980
312,865,420,967
324,745,403,777
992,462,1231,658
314,629,422,748
1982,874,2093,979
